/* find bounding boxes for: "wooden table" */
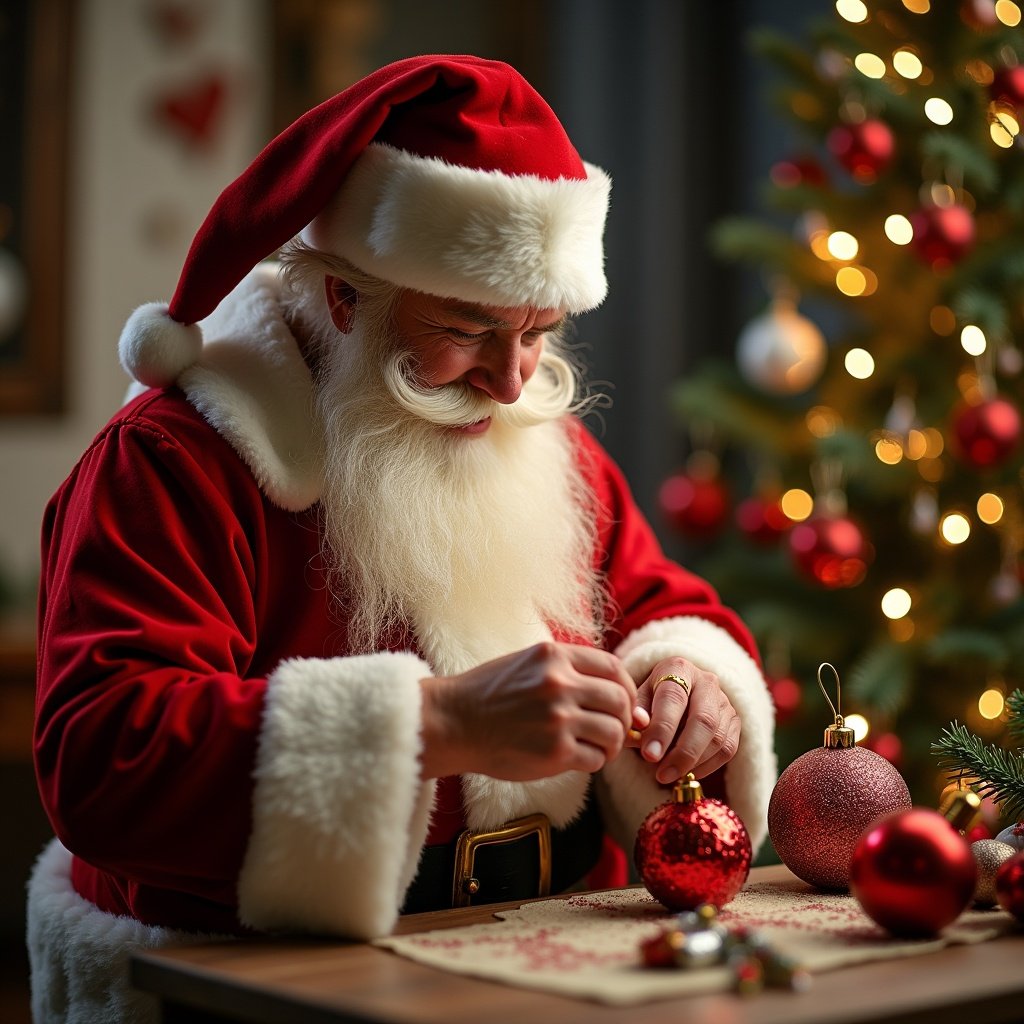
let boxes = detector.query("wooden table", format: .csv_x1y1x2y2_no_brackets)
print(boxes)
131,864,1024,1024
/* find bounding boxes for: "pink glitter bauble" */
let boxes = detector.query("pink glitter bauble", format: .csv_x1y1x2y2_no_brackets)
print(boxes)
635,789,752,911
768,745,911,890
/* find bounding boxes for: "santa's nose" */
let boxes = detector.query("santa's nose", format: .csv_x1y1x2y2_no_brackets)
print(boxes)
467,339,523,404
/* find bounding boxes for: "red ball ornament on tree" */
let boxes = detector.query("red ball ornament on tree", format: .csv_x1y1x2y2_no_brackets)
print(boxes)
635,773,752,911
736,494,790,545
951,397,1022,468
767,664,912,890
961,0,999,29
769,675,802,726
990,66,1024,108
909,203,975,267
864,731,902,769
827,119,894,181
659,456,730,538
995,850,1024,921
789,514,871,589
849,791,981,937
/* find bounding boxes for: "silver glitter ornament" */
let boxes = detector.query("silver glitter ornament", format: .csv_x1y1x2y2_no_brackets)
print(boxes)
972,839,1016,907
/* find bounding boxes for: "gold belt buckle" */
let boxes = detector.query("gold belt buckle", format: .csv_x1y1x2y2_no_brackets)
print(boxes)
452,812,552,908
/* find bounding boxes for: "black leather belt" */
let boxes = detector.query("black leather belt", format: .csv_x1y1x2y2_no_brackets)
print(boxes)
401,793,604,914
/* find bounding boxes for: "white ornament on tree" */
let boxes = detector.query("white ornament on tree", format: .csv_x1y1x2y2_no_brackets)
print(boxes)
0,247,28,341
736,299,827,395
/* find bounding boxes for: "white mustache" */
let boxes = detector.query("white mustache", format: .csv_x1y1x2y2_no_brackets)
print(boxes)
382,349,583,429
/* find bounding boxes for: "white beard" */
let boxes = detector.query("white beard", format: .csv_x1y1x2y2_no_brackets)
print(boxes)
310,313,606,676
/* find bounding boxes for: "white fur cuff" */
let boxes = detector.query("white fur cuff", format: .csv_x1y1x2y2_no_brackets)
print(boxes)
237,651,436,939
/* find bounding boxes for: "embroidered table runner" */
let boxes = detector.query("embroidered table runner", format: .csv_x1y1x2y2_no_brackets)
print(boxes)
375,879,1015,1005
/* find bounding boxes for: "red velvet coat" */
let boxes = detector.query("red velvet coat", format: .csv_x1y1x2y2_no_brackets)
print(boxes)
34,270,775,942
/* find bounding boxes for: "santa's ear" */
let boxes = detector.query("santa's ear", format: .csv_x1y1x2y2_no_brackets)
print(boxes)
325,276,358,334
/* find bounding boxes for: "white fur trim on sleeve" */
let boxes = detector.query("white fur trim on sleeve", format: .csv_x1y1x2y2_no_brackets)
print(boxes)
599,616,776,855
237,651,435,939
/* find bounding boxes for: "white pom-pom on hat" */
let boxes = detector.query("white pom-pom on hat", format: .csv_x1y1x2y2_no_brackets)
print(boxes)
118,302,203,388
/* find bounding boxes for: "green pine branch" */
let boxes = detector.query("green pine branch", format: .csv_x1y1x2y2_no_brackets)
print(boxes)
931,720,1024,822
1008,691,1024,746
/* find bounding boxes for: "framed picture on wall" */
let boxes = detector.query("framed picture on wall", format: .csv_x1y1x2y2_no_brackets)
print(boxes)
0,0,73,416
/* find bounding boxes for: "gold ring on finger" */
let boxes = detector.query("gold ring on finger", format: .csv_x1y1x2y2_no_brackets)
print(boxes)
654,673,691,696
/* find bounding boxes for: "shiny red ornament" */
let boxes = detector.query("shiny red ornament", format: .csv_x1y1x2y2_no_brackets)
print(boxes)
864,731,902,768
635,774,752,911
771,156,827,189
967,822,994,843
736,495,790,545
789,515,871,589
769,676,802,726
826,120,894,181
995,851,1024,921
768,737,911,890
659,471,730,538
991,66,1024,107
850,807,977,936
961,0,999,28
909,203,975,267
951,397,1022,468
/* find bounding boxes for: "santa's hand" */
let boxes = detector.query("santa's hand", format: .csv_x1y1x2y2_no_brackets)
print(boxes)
418,642,637,781
629,659,740,784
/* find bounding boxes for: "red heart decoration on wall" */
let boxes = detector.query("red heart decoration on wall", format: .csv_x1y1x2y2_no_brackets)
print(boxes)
153,74,227,149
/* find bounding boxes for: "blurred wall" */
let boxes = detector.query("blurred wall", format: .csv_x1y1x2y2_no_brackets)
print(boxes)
0,0,269,607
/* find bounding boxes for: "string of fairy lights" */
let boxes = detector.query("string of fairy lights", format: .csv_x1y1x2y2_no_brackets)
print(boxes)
766,0,1024,736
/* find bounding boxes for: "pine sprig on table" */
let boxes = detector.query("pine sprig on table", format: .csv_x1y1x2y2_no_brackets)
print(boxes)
931,714,1024,823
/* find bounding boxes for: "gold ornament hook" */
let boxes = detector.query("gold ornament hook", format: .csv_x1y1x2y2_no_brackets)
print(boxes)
817,662,856,749
817,662,844,727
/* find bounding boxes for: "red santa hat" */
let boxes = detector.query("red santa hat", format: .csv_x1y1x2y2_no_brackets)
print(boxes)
120,54,612,388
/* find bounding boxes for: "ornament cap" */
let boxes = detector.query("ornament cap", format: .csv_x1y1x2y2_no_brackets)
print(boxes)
823,722,856,748
938,786,983,833
673,773,704,804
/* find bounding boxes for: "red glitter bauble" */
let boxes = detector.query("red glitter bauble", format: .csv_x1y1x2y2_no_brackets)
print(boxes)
991,66,1024,107
826,120,894,181
789,515,871,589
736,495,790,545
995,851,1024,921
909,203,975,267
767,745,911,890
951,397,1022,468
659,472,730,538
635,775,752,911
850,808,977,936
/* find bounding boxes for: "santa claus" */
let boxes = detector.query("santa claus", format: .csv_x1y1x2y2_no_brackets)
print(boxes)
28,55,775,1023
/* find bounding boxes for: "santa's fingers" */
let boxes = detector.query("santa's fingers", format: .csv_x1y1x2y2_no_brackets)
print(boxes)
689,714,742,780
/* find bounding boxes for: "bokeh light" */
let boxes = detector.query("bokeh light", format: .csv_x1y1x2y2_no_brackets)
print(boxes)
925,97,954,124
845,348,875,378
893,49,923,79
940,512,971,545
881,587,912,619
781,488,814,522
884,214,913,244
977,492,1004,524
961,325,987,356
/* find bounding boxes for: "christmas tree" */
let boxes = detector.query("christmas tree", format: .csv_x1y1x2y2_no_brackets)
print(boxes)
665,0,1024,811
